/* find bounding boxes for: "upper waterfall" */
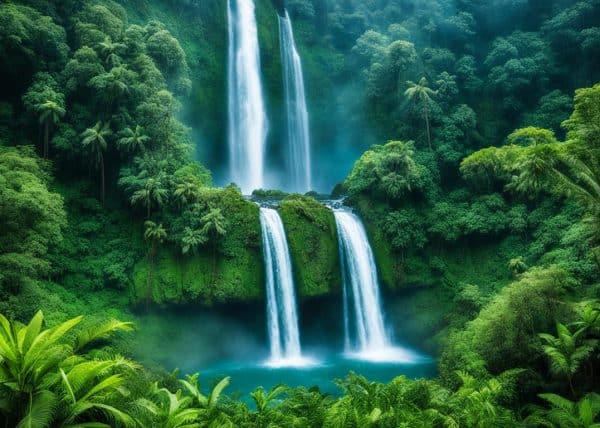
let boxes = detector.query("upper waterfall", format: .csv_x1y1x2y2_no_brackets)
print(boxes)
278,11,312,193
227,0,268,194
260,207,311,366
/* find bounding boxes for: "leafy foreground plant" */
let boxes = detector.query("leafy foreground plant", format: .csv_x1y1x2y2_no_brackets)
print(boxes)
0,310,135,427
2,311,599,427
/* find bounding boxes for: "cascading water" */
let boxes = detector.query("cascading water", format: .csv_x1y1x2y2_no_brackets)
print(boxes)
227,0,268,194
334,208,416,362
278,11,311,193
260,207,309,366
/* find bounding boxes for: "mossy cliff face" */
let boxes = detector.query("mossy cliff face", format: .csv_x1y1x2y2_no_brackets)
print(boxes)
278,195,341,297
352,195,522,294
133,188,264,305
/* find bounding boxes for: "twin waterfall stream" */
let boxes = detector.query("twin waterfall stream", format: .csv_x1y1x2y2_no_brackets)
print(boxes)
260,207,304,366
228,0,412,366
259,206,409,366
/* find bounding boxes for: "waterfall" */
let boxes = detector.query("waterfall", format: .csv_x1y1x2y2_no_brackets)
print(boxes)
278,11,312,193
260,207,304,365
227,0,268,194
334,209,389,354
334,208,419,363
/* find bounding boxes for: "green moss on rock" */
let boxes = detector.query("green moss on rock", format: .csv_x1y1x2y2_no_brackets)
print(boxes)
133,187,264,305
279,195,341,297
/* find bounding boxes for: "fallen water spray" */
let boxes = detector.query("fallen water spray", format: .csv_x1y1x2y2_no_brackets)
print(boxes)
260,207,304,365
278,11,311,193
227,0,268,194
334,209,388,352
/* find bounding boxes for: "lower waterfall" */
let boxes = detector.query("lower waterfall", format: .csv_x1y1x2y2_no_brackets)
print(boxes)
260,207,310,366
334,208,416,362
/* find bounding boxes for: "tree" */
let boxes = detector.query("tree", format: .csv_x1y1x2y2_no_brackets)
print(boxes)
0,146,65,295
507,127,559,146
22,73,66,158
143,221,167,303
131,176,168,219
200,208,227,287
117,125,149,154
539,323,597,397
97,36,125,67
181,226,207,255
382,209,427,263
36,100,65,158
89,66,131,112
0,4,68,83
405,77,437,149
173,178,202,207
344,140,427,202
81,121,112,205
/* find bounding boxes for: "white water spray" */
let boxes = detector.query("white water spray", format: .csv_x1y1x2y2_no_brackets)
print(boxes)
278,11,311,192
334,209,417,362
227,0,268,194
260,207,313,366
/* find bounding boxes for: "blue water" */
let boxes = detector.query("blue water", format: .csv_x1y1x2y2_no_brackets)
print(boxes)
133,296,437,402
200,354,436,401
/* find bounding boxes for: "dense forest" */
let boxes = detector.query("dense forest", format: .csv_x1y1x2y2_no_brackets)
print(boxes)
1,0,600,426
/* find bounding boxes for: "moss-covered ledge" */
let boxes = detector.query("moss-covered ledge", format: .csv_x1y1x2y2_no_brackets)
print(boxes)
132,188,264,306
279,195,341,297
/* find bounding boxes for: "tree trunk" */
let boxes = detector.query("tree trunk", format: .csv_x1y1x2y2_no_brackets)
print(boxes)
43,120,49,158
568,375,576,399
100,155,105,206
147,201,151,220
147,244,155,311
212,237,218,288
424,107,432,150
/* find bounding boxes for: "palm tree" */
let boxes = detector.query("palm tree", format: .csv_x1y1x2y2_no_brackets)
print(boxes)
97,36,125,67
181,226,207,255
90,66,130,113
81,121,112,205
200,208,227,286
118,125,150,154
174,179,202,207
36,100,65,158
526,392,600,428
144,221,167,303
555,154,600,249
405,77,436,150
131,177,168,219
539,323,597,397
